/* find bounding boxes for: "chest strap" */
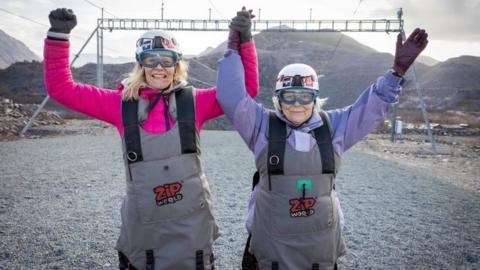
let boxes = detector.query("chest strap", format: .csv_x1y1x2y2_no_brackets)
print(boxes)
175,86,199,154
313,110,335,174
267,112,287,176
122,86,198,164
122,99,144,163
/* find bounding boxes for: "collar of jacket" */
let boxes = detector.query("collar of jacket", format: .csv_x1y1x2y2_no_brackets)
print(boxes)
139,80,188,98
274,107,324,134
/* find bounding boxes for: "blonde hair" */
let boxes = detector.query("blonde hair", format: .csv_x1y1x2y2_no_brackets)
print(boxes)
122,60,189,100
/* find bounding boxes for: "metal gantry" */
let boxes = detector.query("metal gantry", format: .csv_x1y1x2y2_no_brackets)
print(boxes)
21,8,437,154
95,17,402,87
98,18,402,32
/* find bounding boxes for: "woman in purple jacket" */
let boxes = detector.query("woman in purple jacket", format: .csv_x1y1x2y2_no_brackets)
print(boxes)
216,29,428,269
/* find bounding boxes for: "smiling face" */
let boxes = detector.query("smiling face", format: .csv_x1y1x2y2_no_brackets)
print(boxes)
144,64,175,91
280,101,314,126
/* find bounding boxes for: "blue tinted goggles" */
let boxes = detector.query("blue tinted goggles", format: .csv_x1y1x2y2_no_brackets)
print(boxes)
139,49,179,68
276,88,318,105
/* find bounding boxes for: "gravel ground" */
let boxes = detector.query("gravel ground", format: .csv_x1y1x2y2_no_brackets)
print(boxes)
0,130,479,269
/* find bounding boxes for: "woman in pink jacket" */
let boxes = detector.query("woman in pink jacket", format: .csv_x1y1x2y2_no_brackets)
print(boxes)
44,8,258,270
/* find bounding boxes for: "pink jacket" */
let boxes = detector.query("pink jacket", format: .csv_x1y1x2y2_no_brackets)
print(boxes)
43,39,259,135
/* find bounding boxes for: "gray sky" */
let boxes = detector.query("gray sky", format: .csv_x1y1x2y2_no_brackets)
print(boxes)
1,0,479,61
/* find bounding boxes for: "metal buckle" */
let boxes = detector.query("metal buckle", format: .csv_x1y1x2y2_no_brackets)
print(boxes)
127,151,138,162
269,155,280,166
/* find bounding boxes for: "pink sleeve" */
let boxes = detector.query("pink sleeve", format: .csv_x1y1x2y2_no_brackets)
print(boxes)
194,40,259,130
239,40,259,98
43,39,123,131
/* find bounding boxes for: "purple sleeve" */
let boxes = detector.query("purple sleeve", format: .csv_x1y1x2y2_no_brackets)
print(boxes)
328,71,403,154
216,50,268,152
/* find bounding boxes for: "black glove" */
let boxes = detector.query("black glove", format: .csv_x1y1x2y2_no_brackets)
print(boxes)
228,7,255,50
48,8,77,34
393,28,428,76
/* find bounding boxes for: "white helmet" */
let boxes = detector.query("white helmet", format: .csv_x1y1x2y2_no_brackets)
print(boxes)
273,63,320,111
275,63,319,92
135,30,182,61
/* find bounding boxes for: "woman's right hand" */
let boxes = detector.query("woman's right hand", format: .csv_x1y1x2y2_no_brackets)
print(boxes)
228,7,255,50
48,8,77,34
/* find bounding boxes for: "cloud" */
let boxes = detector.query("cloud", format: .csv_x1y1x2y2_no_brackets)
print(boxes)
366,0,480,42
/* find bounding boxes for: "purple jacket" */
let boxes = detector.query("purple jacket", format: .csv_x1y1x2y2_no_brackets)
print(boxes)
216,50,403,230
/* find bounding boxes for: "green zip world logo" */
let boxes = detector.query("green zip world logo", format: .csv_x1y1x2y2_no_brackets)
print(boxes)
153,182,183,206
289,179,316,217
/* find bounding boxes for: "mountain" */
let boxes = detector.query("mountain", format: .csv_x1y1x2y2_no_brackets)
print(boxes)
417,55,440,66
401,55,480,112
71,53,134,68
0,29,40,69
0,30,478,129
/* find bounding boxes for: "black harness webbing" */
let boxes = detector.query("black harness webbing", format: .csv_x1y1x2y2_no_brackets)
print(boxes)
122,87,198,164
267,112,287,175
314,111,335,174
122,100,143,164
241,234,258,270
145,250,154,270
175,87,199,154
196,250,205,270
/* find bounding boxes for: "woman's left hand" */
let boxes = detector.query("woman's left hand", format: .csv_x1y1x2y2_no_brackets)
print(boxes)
393,28,429,75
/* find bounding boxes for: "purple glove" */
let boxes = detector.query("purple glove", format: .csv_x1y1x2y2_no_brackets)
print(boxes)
228,7,255,50
393,28,428,75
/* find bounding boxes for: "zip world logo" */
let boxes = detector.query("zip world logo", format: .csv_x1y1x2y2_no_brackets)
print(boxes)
153,182,183,206
289,197,316,217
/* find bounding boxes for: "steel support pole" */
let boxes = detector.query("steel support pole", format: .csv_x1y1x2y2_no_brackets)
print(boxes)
96,8,104,88
21,25,101,136
394,8,437,154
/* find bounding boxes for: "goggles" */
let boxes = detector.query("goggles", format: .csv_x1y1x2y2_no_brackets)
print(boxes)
276,88,317,105
138,49,179,68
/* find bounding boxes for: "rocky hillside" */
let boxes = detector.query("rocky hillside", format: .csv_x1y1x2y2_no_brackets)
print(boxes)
0,30,478,130
0,29,40,69
401,56,480,113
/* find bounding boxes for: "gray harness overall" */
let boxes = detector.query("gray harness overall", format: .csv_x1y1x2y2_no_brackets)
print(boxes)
116,87,219,270
246,111,346,270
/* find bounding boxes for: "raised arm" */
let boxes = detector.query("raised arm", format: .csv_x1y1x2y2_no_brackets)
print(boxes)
328,28,429,154
328,72,402,153
194,8,259,128
216,50,266,151
44,8,122,128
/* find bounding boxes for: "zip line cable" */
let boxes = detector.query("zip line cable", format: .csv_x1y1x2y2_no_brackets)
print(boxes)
83,0,119,18
188,76,215,87
0,7,49,28
188,57,217,73
206,0,225,19
322,0,364,73
0,7,120,54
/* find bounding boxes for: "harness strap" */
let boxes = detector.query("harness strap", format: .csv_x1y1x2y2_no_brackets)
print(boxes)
175,87,199,154
241,234,258,270
145,250,154,270
122,100,143,163
313,110,335,174
196,250,205,270
251,171,260,191
267,112,287,190
271,261,279,270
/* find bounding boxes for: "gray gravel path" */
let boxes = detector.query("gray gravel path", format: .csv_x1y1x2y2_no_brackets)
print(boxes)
0,131,479,269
